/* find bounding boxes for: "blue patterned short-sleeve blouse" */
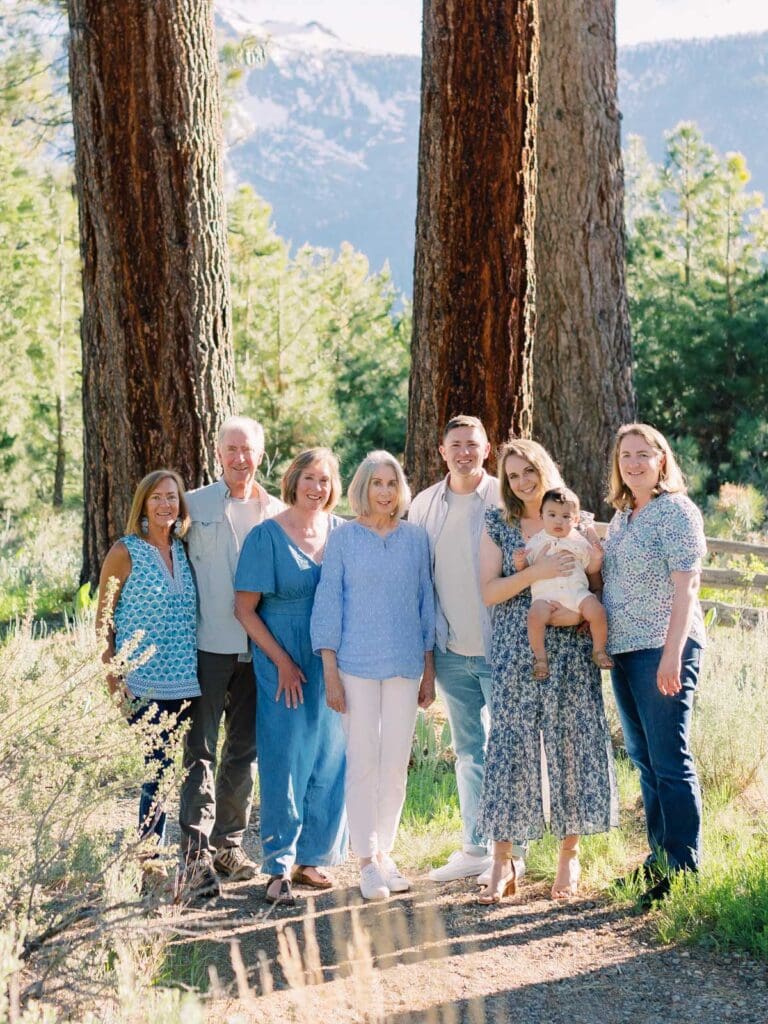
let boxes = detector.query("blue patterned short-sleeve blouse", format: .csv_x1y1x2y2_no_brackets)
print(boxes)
310,521,435,680
113,535,200,700
602,492,707,655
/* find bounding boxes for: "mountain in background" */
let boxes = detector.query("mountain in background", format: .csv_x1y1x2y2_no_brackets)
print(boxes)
618,33,768,192
217,5,768,294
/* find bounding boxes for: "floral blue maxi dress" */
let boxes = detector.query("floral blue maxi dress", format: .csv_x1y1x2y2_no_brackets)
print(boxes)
235,517,348,875
477,508,618,842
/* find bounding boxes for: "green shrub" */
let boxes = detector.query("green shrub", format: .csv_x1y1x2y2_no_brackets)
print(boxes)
0,616,192,1018
705,482,767,539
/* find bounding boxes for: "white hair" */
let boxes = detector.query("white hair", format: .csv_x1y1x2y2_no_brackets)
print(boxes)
347,450,411,519
217,416,265,451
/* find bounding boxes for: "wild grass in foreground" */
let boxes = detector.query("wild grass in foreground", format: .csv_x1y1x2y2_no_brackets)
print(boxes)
606,622,768,957
655,838,768,957
0,615,198,1022
3,615,767,1021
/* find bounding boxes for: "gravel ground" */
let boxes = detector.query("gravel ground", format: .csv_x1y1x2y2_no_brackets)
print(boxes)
167,862,768,1024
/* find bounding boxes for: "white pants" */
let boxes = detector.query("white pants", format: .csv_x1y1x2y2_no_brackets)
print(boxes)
339,672,420,858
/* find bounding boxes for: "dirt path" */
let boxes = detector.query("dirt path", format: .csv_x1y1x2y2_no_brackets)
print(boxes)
165,863,768,1024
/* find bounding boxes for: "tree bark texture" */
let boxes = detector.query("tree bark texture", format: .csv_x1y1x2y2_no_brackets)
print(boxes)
532,0,635,516
406,0,538,492
68,0,235,584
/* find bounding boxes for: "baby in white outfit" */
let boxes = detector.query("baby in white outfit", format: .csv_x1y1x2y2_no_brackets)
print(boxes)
514,487,613,680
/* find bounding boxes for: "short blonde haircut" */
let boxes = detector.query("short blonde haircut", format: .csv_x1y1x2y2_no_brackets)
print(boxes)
348,450,411,519
126,469,190,538
608,423,687,511
497,439,564,522
281,447,341,511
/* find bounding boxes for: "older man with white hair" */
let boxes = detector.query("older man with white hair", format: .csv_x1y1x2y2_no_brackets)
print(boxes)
179,416,284,897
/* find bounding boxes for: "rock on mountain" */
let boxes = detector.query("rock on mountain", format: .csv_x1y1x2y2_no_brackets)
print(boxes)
218,9,420,295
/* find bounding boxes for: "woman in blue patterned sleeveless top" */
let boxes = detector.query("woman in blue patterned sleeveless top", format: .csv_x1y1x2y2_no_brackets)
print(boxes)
97,469,200,845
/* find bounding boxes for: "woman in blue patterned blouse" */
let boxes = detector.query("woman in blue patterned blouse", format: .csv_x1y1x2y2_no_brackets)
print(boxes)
311,451,436,901
97,470,200,846
602,424,707,908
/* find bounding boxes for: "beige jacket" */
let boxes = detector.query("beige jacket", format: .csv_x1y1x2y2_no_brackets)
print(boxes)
186,478,285,655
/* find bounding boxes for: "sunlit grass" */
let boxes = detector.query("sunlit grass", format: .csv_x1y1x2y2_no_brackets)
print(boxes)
0,508,81,622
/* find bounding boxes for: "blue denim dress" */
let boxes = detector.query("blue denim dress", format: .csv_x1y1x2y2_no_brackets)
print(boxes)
235,517,348,874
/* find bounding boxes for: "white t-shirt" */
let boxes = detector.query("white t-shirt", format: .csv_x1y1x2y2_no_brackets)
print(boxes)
227,497,264,549
527,529,593,613
433,489,486,656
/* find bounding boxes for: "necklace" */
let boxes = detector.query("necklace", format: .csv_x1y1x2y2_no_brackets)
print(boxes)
520,515,542,541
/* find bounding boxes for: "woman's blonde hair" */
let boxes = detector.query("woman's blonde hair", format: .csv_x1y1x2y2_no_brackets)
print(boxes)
608,423,687,511
126,469,190,538
497,439,564,522
281,447,341,511
348,450,411,519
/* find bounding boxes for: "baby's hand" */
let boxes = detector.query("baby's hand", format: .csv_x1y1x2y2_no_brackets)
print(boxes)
513,548,528,572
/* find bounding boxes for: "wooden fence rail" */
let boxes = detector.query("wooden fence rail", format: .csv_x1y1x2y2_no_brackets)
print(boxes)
594,522,768,625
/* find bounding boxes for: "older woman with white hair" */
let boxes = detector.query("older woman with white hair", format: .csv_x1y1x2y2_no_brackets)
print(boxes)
311,451,436,901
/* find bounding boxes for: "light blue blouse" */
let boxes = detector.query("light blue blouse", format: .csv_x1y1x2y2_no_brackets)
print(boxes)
310,520,435,680
602,492,707,655
113,535,200,699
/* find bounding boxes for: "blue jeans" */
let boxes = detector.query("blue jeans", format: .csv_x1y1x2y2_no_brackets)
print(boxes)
611,639,703,872
128,697,193,844
435,649,525,858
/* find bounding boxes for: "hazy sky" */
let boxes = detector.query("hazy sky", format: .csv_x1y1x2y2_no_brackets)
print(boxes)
241,0,768,54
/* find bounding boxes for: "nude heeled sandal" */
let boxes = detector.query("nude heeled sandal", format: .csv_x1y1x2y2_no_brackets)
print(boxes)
476,859,517,905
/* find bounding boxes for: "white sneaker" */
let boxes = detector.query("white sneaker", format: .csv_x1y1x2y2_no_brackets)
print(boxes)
428,849,492,882
477,857,527,887
360,863,390,901
379,855,411,893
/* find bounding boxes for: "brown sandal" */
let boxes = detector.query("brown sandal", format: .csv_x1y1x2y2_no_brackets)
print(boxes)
532,657,550,681
592,649,614,671
292,865,334,890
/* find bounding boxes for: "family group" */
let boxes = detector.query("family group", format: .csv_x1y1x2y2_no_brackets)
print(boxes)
97,413,706,910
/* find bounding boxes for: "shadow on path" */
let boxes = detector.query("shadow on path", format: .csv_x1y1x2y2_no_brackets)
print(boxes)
160,876,768,1024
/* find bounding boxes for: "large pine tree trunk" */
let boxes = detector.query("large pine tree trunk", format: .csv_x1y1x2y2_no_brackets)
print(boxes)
68,0,235,585
406,0,538,492
532,0,634,516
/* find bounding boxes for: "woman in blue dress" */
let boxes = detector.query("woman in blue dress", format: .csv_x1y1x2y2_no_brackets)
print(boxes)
234,448,347,905
97,469,200,846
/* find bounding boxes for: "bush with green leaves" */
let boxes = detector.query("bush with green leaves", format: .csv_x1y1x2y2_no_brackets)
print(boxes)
0,615,198,1019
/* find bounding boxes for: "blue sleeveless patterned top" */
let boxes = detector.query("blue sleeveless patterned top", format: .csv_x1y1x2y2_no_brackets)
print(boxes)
113,535,200,699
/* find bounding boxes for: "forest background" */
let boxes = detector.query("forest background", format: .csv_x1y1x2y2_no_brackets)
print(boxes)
2,4,768,576
2,3,768,1020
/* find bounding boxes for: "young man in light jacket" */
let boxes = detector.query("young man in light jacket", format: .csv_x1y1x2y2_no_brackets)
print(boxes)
179,416,284,896
409,415,525,883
